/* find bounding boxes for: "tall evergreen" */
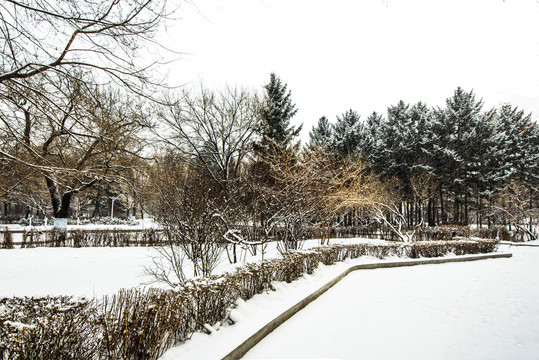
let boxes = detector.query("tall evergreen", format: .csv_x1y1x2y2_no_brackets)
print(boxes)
308,116,333,150
409,102,434,175
359,111,384,167
254,73,302,157
432,87,487,224
498,105,539,192
374,100,416,196
332,109,362,156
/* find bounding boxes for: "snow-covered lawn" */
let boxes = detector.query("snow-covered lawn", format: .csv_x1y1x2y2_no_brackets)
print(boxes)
0,246,158,298
0,237,384,298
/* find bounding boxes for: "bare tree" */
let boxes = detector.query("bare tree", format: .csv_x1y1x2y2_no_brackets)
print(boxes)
0,80,152,227
0,0,172,90
0,0,173,226
369,180,424,242
304,150,382,245
157,85,261,190
149,153,225,278
248,148,382,249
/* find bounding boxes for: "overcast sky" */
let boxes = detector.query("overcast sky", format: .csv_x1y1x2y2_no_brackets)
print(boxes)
161,0,539,142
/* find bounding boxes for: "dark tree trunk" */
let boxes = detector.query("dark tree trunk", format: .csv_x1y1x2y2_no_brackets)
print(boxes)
477,194,481,228
92,189,102,218
454,194,459,225
464,192,468,226
530,188,534,232
439,184,445,225
427,198,434,226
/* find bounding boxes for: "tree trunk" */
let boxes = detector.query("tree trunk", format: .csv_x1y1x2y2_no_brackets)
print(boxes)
45,175,73,245
476,194,481,228
530,187,534,232
464,192,468,226
439,184,445,225
92,189,102,218
454,194,459,225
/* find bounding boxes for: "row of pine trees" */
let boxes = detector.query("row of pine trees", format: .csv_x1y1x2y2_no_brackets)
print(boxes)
307,87,539,226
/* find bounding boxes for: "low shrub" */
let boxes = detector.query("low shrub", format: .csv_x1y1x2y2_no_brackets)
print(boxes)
0,297,98,360
414,225,526,242
0,228,13,249
13,228,165,248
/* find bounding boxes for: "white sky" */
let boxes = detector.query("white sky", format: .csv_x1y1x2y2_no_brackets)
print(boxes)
161,0,539,142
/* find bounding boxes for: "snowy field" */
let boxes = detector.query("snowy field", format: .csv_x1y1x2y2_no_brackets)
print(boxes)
0,237,385,298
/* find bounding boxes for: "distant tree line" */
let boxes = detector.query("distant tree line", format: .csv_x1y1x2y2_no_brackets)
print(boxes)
309,87,539,228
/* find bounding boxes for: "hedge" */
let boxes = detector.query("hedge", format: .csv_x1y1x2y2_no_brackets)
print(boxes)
0,228,163,249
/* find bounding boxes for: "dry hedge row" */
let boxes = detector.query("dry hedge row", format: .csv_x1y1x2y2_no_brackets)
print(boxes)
1,224,530,250
0,239,498,360
413,225,524,242
0,228,163,249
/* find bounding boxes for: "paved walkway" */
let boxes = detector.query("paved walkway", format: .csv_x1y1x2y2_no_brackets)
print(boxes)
243,245,539,360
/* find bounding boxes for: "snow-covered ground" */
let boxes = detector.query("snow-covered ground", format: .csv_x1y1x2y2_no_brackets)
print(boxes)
0,237,382,298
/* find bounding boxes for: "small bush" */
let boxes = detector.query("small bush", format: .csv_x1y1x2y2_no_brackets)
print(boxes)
0,228,13,249
0,297,98,360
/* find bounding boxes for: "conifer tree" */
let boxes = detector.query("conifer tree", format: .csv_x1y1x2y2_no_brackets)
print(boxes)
374,101,415,196
433,87,486,224
332,109,362,156
308,116,333,150
498,105,539,188
254,73,302,157
359,111,384,167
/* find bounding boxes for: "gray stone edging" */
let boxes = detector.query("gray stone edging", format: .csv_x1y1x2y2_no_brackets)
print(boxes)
500,241,539,247
221,252,512,360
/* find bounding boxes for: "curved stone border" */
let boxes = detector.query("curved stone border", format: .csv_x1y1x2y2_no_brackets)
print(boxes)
500,241,539,247
222,252,512,360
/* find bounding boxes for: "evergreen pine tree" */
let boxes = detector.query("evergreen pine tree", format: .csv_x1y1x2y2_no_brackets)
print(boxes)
410,102,434,175
433,87,486,224
375,100,415,196
498,105,539,192
308,116,333,150
331,109,362,156
254,73,302,157
360,111,384,167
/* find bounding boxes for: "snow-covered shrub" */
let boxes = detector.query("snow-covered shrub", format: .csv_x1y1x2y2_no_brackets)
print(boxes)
414,226,471,241
415,225,526,242
20,228,163,248
404,240,498,258
471,226,511,241
17,218,45,227
20,228,46,248
99,288,195,360
0,228,13,249
0,296,98,360
68,217,139,226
